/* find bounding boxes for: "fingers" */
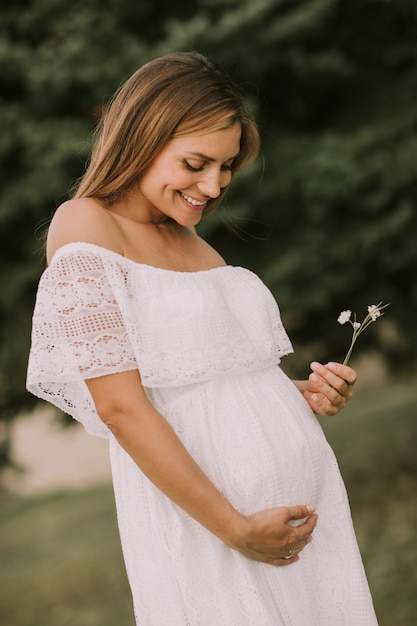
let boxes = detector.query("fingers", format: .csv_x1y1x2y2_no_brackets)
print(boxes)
308,394,341,416
236,505,318,567
285,503,316,521
307,388,346,416
308,362,357,414
310,361,357,389
273,534,314,566
271,552,300,566
325,361,357,386
290,513,318,545
246,526,315,566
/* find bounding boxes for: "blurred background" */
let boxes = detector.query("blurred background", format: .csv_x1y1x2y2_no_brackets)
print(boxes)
0,0,416,624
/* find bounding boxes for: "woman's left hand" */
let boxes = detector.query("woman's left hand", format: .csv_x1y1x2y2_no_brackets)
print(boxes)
302,361,357,416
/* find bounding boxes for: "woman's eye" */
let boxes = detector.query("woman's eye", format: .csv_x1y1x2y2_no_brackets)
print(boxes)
184,160,205,172
183,159,234,173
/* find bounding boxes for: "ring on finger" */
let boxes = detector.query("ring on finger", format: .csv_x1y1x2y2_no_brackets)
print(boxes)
283,549,293,560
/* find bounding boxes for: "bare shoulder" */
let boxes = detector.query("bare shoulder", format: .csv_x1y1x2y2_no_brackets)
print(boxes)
46,198,122,264
193,230,227,267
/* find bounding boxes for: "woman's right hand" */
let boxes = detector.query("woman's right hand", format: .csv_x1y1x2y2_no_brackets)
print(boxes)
229,505,318,566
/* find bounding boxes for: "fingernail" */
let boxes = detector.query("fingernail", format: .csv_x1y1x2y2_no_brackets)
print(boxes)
307,505,316,513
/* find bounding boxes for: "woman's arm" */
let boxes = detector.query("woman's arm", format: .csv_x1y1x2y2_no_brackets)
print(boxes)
86,369,317,566
293,361,357,416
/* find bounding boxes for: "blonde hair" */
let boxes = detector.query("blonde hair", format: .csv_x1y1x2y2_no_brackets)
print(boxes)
74,52,260,214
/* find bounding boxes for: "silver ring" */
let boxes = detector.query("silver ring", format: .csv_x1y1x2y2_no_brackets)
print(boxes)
283,549,293,560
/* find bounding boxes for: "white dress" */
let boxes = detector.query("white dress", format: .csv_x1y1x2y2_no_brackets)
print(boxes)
27,242,378,626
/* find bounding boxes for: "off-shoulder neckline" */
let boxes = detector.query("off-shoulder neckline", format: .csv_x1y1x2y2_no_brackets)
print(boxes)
49,241,236,275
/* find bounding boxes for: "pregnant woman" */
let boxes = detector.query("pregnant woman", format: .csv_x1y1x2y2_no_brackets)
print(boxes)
27,51,378,625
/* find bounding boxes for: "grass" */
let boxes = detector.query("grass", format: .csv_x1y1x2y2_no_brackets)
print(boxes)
0,487,135,626
0,378,416,625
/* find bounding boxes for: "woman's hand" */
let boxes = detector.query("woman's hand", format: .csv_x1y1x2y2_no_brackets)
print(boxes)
230,505,318,566
303,361,357,416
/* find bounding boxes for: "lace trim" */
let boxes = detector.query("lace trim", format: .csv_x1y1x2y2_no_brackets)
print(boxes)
27,243,293,437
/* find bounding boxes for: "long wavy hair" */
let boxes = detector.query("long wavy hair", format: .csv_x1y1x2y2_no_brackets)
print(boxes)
73,52,260,215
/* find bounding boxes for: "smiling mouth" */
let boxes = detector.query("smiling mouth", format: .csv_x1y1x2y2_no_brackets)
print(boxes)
179,192,208,208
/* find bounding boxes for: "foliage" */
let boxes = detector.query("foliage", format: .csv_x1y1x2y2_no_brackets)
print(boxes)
1,0,417,468
193,0,417,372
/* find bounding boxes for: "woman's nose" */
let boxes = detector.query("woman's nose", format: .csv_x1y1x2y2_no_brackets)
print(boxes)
197,169,222,199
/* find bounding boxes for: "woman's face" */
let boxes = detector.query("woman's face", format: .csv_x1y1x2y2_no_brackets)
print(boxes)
136,123,242,226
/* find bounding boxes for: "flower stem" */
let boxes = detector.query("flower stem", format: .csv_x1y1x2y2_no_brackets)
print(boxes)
343,336,357,365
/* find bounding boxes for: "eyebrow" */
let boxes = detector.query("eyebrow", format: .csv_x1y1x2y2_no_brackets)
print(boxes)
184,151,240,163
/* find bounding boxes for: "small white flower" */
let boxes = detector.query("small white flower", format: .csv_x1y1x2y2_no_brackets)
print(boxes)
337,301,389,365
337,310,352,325
367,304,381,322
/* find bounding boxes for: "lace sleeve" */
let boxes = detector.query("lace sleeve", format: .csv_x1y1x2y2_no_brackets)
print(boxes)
26,249,138,438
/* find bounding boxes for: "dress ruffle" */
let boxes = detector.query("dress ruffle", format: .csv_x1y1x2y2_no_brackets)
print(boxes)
27,242,293,438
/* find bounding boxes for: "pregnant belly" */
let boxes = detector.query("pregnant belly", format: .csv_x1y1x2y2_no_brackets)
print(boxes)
147,366,333,514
